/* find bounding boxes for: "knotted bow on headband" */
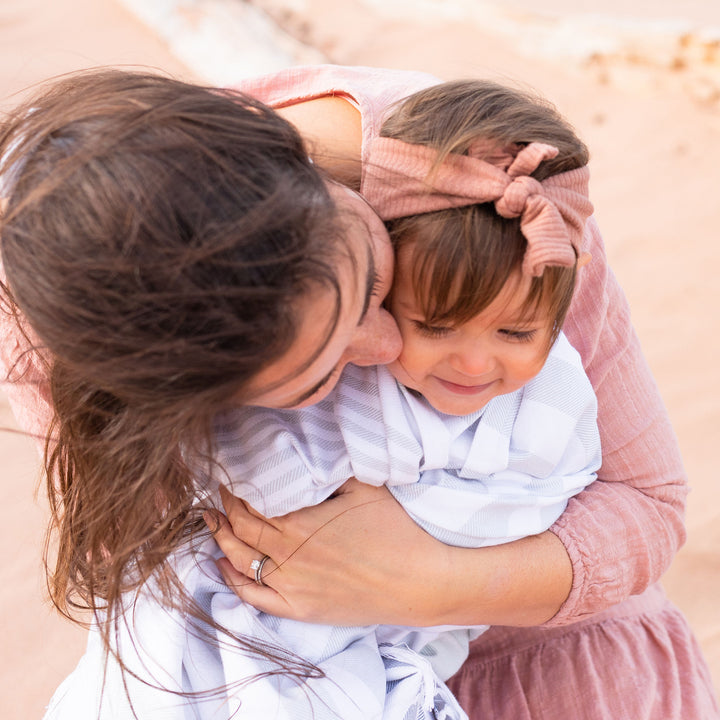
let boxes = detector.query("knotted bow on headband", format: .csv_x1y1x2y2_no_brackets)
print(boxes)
361,137,593,277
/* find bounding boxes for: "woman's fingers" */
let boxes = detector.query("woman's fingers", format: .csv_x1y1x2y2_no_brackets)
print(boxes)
215,557,292,617
207,505,305,617
206,497,287,590
204,508,269,579
218,484,282,553
206,507,288,607
214,555,254,591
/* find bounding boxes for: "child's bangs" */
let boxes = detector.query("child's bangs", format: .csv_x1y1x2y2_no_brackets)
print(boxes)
390,205,577,341
391,206,525,325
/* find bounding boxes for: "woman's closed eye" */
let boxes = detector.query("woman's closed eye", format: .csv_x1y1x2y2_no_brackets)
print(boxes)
358,271,383,325
369,272,383,300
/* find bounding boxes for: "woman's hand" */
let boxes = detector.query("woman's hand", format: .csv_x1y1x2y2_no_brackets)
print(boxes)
208,479,451,625
207,479,573,627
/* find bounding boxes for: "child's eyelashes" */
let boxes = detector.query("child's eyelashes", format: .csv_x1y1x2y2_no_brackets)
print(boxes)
408,319,540,343
499,328,538,343
411,320,453,338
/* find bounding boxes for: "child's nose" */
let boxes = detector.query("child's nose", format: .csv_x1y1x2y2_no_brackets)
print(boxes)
449,346,495,377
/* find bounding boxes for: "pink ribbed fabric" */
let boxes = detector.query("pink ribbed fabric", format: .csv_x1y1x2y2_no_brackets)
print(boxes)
362,137,594,276
448,585,719,720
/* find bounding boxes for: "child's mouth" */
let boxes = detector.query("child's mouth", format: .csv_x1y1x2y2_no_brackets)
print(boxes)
435,377,495,395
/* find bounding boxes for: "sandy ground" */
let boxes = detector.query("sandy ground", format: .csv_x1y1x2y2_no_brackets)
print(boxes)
0,0,718,717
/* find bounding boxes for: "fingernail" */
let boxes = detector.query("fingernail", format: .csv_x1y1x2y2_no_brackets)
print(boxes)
203,510,219,532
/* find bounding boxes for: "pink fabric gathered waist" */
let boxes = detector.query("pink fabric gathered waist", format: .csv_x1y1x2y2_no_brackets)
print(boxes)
469,582,669,661
449,583,720,719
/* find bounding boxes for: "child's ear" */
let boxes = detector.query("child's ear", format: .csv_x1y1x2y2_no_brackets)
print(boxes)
0,198,7,214
577,251,592,269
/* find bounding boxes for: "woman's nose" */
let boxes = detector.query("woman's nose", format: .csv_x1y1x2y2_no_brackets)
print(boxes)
345,307,402,367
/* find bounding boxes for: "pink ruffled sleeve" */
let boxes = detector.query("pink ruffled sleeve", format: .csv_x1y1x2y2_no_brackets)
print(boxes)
235,63,439,163
547,216,687,624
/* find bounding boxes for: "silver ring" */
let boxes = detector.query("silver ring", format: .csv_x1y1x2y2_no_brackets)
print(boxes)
249,554,271,586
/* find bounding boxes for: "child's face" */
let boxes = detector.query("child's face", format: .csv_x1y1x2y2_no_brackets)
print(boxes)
387,244,554,416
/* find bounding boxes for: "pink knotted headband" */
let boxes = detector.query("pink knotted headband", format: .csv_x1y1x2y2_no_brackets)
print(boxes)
361,137,594,277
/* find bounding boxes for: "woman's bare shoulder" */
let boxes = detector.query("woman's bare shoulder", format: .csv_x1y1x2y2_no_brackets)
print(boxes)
276,95,362,189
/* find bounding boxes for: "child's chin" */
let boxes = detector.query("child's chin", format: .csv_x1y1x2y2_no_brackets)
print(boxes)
419,389,490,417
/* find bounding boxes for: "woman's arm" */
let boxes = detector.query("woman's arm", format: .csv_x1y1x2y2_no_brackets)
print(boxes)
210,479,572,627
548,216,687,624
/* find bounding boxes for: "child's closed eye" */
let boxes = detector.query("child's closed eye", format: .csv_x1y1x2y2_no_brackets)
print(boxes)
499,328,538,342
411,320,453,338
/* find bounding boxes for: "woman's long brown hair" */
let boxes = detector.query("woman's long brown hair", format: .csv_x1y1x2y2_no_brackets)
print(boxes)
0,69,347,691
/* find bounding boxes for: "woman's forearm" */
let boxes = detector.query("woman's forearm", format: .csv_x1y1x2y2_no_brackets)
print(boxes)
427,529,572,627
211,480,572,627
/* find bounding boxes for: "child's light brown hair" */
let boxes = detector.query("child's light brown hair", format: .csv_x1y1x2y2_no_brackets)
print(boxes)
377,80,591,343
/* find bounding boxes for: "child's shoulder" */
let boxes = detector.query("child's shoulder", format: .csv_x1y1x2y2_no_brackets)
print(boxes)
546,331,587,374
527,331,596,407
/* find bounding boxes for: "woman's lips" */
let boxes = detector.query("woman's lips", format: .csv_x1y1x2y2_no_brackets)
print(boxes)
435,377,495,395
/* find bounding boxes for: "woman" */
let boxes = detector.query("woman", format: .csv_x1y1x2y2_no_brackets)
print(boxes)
0,69,402,716
0,66,716,718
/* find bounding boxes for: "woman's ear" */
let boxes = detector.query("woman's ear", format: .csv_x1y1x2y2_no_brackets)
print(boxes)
577,251,591,269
